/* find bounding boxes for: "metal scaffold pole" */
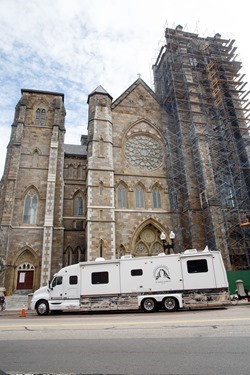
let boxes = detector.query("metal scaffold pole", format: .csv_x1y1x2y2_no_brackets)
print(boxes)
153,25,250,270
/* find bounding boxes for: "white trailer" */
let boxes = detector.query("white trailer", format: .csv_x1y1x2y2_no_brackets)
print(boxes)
31,248,230,315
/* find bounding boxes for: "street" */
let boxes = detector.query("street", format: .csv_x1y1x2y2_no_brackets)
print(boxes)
0,305,250,374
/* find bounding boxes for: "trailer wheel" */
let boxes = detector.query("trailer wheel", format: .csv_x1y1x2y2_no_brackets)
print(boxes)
142,298,157,313
162,297,179,312
36,300,49,316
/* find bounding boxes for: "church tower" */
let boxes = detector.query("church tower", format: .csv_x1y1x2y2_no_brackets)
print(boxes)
86,86,116,260
0,89,66,291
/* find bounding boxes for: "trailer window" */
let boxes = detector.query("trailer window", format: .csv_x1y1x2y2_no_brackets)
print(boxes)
187,259,208,273
131,269,143,276
92,271,109,284
69,275,78,285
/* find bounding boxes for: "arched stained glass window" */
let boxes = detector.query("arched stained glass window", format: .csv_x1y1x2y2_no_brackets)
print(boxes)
152,187,161,208
74,194,83,216
135,185,145,208
77,166,82,179
32,150,39,167
117,184,127,208
23,189,38,224
74,247,82,263
64,247,73,266
35,107,46,126
69,165,74,178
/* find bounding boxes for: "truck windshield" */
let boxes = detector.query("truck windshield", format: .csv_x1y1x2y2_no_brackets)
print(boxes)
51,276,63,288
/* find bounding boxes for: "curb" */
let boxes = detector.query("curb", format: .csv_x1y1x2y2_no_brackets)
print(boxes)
0,309,34,317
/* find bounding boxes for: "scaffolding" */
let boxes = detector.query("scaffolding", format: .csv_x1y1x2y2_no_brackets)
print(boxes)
153,25,250,270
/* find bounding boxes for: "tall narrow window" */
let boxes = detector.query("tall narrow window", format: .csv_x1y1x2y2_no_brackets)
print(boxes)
77,166,82,179
23,189,38,224
74,194,83,216
99,138,104,157
64,246,73,266
69,165,74,178
99,241,104,258
35,107,46,126
32,150,39,167
117,184,127,208
152,187,161,208
135,185,145,208
75,247,82,263
40,108,46,124
100,181,103,195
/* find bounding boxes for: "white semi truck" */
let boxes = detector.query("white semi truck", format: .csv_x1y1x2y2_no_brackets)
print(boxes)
31,248,230,315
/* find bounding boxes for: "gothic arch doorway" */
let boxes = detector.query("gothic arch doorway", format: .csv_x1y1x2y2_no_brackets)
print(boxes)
13,247,39,292
131,222,166,257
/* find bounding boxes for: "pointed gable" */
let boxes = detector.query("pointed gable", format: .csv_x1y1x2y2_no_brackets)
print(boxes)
112,78,159,109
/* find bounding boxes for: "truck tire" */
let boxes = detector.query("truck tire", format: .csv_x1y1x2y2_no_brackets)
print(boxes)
36,300,49,316
142,298,157,313
162,297,178,312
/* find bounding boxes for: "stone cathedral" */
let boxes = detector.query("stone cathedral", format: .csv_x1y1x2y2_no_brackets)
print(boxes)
0,26,250,294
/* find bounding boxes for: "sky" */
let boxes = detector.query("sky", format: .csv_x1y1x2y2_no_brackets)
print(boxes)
0,0,250,177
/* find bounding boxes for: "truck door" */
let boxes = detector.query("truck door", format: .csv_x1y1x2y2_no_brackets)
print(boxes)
181,255,216,290
50,276,64,299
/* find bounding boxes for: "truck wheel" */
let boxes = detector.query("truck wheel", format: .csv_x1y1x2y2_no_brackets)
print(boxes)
36,300,49,316
142,298,157,313
162,297,178,312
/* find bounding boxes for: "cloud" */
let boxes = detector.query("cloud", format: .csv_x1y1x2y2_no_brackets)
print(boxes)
0,0,250,178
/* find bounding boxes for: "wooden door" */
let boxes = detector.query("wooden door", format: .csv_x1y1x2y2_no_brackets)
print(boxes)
16,270,34,290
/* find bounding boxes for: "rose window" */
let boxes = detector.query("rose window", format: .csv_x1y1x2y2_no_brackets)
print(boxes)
125,135,162,170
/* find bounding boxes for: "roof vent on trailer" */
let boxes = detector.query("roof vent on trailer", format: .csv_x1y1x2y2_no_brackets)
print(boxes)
120,255,134,259
202,245,210,252
158,252,166,256
183,249,197,254
95,257,105,261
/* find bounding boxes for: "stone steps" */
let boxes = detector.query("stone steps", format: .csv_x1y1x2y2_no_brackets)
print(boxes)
4,294,30,311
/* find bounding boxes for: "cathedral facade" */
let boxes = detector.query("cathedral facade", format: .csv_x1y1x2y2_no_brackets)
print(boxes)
0,26,250,294
0,80,176,293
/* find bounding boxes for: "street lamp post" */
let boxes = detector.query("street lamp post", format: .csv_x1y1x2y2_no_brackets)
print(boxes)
0,258,6,289
0,258,6,273
160,231,175,255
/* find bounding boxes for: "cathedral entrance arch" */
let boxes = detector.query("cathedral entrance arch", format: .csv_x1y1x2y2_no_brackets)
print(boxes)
131,220,167,257
13,247,39,292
